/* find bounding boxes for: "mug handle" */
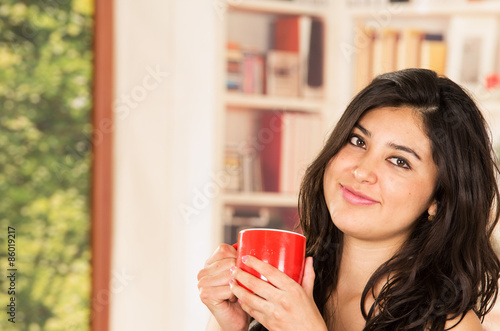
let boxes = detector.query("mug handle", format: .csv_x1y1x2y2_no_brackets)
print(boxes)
232,243,238,250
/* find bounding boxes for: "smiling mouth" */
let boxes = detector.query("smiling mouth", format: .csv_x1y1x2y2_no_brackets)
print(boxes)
340,185,379,206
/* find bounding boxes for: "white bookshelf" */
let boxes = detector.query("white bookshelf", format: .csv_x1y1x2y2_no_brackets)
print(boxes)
212,0,342,245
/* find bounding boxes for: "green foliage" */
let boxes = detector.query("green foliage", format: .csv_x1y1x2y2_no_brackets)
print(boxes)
0,0,93,329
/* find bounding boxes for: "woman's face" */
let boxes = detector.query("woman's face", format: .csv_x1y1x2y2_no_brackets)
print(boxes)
323,106,438,246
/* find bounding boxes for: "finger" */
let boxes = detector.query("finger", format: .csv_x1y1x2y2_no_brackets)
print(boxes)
204,244,237,267
230,266,277,300
198,256,236,282
240,255,296,290
229,278,270,316
198,269,232,288
301,257,315,297
199,284,235,307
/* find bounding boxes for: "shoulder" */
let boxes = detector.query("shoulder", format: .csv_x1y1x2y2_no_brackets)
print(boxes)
444,310,482,331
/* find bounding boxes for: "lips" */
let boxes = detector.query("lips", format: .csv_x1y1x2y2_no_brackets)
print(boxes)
340,185,379,206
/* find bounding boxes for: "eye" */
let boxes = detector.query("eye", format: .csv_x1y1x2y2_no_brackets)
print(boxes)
388,156,411,170
348,134,366,149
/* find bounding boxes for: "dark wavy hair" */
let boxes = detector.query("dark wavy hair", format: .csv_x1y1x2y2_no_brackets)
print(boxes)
295,69,500,330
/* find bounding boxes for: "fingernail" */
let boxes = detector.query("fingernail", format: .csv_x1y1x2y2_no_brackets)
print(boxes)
241,255,248,264
238,299,242,305
229,279,234,287
230,266,236,274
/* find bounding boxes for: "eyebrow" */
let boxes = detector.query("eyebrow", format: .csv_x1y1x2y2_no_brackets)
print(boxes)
354,123,422,161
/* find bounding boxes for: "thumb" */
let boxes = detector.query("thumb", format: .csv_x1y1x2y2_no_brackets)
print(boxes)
301,256,315,297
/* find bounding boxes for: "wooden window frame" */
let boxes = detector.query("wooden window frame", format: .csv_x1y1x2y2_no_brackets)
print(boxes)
91,0,114,330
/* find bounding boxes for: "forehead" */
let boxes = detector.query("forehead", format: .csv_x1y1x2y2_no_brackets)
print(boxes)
357,106,432,151
358,106,425,133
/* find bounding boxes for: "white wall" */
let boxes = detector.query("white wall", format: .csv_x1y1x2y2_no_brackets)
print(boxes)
111,0,219,329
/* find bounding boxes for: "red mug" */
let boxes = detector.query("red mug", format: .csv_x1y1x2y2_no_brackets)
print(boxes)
233,228,306,285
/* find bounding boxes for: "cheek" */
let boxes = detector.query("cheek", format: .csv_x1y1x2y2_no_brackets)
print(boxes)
324,157,346,184
326,151,351,174
323,161,335,191
323,158,342,195
383,177,432,215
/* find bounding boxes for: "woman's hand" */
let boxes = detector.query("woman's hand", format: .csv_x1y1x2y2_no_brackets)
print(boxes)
229,256,327,331
197,244,250,331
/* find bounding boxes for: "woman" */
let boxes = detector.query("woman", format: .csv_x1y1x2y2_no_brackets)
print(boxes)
197,69,500,330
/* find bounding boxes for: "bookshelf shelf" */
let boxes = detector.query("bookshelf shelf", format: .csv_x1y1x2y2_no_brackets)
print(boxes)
348,2,500,18
227,0,328,16
226,92,324,112
223,192,298,208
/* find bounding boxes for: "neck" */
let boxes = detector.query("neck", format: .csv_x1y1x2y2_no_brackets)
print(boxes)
337,236,403,291
325,236,405,329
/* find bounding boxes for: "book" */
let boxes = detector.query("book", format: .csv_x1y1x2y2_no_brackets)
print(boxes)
254,54,265,94
227,42,243,91
242,52,255,94
240,149,263,192
356,25,448,87
241,152,253,192
283,113,322,193
224,149,242,192
259,112,322,193
242,51,265,94
260,112,284,192
397,28,423,71
266,51,300,97
307,18,324,88
420,33,446,75
273,15,324,97
274,16,304,52
372,28,399,77
304,17,324,98
354,25,376,92
279,113,295,193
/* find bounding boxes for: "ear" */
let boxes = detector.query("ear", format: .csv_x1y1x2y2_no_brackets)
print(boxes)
427,200,437,217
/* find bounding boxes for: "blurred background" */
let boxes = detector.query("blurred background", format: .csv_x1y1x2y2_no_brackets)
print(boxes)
1,0,500,330
0,0,93,330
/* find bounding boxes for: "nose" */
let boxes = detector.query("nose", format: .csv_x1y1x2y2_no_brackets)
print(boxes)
352,158,377,184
